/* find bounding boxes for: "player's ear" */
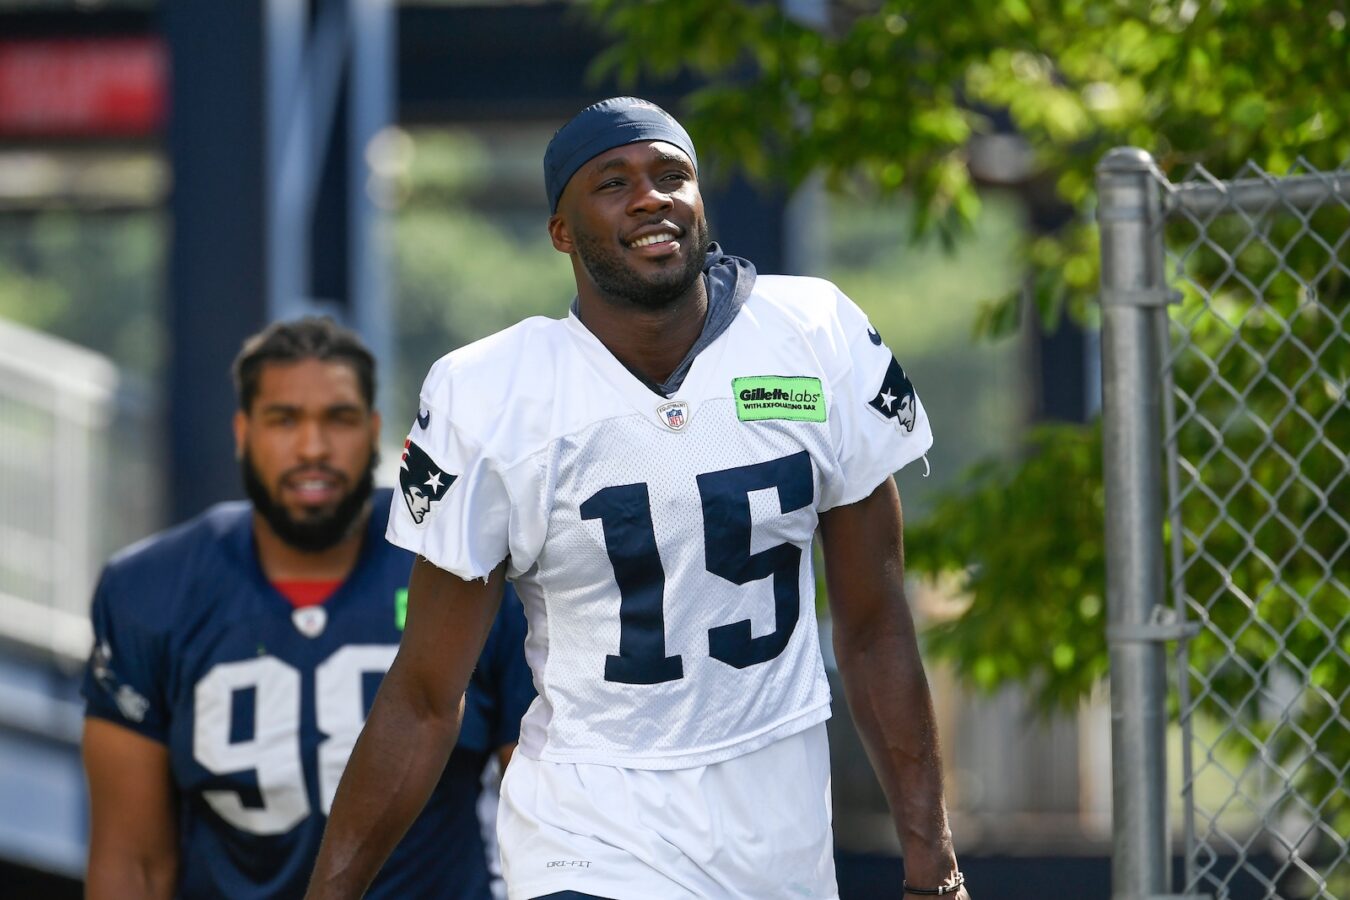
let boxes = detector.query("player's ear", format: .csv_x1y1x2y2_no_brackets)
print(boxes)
369,410,382,442
547,213,575,254
232,409,248,459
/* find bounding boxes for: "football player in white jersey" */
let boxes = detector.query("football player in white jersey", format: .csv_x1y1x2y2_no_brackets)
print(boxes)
308,97,970,900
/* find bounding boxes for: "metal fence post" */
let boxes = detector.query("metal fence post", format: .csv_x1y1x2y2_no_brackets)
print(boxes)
1096,147,1171,900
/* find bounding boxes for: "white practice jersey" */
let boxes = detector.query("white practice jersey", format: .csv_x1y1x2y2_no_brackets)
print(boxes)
388,275,932,769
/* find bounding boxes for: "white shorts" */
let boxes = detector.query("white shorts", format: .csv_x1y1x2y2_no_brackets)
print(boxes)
497,722,839,900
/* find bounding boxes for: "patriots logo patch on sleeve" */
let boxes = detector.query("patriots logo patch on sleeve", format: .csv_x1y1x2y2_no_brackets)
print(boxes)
399,438,456,525
90,639,151,722
867,356,917,432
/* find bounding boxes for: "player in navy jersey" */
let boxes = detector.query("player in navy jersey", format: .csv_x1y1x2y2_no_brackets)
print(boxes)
308,99,970,899
81,317,534,899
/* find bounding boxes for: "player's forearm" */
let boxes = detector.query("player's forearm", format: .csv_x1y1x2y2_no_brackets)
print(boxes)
834,618,958,886
86,850,178,900
306,669,462,899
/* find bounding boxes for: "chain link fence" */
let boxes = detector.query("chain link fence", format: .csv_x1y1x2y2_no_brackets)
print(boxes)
1097,151,1347,900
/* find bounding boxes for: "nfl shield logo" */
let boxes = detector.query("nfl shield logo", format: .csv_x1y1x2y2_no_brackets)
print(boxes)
657,401,689,431
292,606,328,638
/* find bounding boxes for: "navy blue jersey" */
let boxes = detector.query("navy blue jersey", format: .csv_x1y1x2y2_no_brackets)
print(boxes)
82,488,535,899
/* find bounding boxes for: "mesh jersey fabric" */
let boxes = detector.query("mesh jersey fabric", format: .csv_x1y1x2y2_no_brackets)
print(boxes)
388,275,933,769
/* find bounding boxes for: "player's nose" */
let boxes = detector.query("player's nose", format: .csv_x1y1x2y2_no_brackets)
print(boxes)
627,177,673,215
296,418,329,459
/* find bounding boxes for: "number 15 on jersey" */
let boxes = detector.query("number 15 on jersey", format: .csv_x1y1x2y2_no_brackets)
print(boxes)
583,451,813,685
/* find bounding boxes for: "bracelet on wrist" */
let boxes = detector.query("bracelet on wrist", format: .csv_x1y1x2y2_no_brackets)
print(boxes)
903,871,965,895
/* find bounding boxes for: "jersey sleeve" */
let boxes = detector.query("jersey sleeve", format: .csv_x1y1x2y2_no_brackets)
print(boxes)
387,339,555,581
821,285,934,510
386,401,506,579
385,368,547,580
81,565,171,743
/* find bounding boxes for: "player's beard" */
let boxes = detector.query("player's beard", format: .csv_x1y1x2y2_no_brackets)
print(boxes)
575,215,709,311
241,448,377,554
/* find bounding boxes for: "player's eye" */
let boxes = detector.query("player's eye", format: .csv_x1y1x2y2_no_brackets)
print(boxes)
327,411,363,427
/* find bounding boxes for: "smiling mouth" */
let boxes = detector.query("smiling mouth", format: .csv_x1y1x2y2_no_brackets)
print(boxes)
284,474,344,506
627,231,679,249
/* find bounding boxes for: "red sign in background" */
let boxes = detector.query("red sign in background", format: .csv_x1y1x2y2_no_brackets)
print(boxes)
0,37,166,137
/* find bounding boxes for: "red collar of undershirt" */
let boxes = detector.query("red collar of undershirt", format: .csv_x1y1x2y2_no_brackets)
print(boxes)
272,580,342,608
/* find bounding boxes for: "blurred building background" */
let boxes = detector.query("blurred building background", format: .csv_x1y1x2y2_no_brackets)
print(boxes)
1,1,1126,897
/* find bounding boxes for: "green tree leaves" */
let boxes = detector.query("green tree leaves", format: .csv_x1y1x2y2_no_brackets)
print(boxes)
587,0,1349,332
